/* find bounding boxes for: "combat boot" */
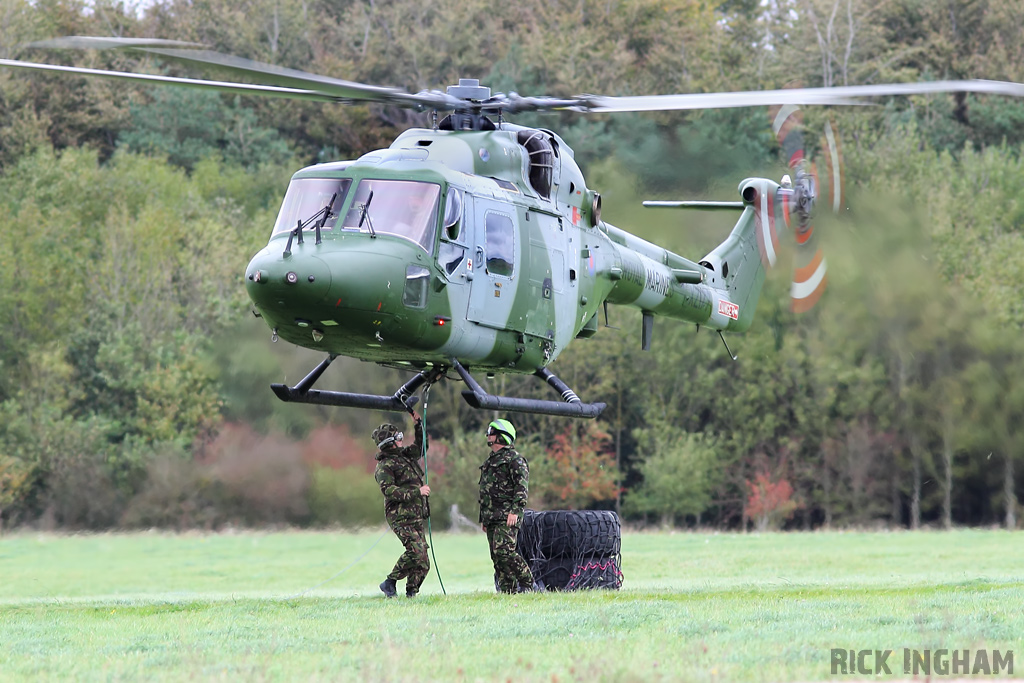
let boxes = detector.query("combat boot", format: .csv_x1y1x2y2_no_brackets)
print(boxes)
406,590,417,598
379,578,397,598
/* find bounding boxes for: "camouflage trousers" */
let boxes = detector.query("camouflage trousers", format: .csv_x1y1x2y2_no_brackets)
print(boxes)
387,520,430,594
485,523,533,593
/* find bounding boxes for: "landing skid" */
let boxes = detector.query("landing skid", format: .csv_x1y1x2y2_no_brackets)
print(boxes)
452,360,606,419
270,355,430,413
270,356,606,418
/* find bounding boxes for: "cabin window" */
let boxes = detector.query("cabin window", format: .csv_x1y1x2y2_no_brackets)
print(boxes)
341,179,440,253
485,212,515,277
271,178,349,237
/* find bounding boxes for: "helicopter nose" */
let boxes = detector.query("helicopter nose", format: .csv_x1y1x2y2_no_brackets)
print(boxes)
245,247,332,316
245,243,427,348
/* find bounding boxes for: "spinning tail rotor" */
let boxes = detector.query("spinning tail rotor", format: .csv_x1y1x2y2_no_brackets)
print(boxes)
645,103,846,320
770,104,844,313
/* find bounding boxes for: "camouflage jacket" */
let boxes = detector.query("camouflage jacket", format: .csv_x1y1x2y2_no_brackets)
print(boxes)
478,446,529,524
374,420,427,525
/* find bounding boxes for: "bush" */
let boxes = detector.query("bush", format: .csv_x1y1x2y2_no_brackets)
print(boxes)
200,424,310,525
41,444,125,530
308,466,383,528
301,425,375,472
428,430,486,529
121,448,221,530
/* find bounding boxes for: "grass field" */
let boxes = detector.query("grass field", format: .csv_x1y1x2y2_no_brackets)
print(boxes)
1,528,1021,681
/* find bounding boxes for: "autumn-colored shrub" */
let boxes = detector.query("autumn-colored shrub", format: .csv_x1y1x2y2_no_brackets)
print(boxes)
307,466,382,527
199,423,310,525
745,472,800,531
532,423,620,510
301,424,375,473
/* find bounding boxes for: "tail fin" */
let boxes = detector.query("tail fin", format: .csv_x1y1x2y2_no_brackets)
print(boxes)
698,178,785,332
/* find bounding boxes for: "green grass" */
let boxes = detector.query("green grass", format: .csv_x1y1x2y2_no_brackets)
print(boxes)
1,529,1022,681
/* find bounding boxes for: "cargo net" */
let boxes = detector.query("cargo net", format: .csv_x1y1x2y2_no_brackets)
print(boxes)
516,509,623,591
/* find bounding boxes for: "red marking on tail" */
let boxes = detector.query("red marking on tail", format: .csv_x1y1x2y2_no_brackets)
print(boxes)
793,249,824,284
794,221,814,245
791,279,827,313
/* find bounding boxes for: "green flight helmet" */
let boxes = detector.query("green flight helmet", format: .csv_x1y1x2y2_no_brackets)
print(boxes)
487,419,516,446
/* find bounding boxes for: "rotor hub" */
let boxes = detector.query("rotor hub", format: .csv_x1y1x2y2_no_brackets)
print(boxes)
793,165,817,224
446,78,490,101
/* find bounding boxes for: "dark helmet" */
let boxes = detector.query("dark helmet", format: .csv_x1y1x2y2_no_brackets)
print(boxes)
372,423,403,449
486,419,516,446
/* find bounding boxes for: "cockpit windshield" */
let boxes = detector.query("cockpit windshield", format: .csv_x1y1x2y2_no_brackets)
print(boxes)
272,178,350,237
342,179,440,253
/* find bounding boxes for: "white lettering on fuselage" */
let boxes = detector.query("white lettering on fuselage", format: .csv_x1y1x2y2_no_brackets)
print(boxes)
718,299,739,320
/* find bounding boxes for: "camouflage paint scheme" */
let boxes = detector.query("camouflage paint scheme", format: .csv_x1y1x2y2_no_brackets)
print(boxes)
486,524,533,593
374,420,430,594
385,522,429,595
6,41,1019,387
373,420,428,525
478,445,533,592
245,124,789,374
478,445,530,524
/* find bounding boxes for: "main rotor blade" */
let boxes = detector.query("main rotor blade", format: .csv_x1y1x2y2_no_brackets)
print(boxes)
575,80,1024,113
11,37,1024,114
0,58,342,103
28,37,203,49
139,48,460,109
25,36,462,111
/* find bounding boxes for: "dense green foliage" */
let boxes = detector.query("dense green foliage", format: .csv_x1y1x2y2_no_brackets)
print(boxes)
1,529,1021,680
1,0,1023,530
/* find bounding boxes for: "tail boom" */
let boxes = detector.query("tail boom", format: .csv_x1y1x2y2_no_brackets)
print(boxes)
602,177,790,332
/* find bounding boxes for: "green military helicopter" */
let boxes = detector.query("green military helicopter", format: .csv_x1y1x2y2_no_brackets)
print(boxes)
4,38,1024,418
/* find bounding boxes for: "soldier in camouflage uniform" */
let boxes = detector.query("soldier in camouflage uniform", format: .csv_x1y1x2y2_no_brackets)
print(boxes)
478,418,535,593
373,412,430,598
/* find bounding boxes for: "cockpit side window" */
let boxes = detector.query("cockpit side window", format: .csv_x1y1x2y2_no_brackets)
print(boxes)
272,178,350,237
442,186,464,240
438,187,467,276
341,179,440,253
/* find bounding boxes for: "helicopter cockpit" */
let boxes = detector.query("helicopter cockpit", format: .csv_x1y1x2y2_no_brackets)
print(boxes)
341,179,440,253
271,177,348,236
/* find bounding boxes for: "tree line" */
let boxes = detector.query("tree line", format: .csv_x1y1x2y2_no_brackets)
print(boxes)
1,0,1023,531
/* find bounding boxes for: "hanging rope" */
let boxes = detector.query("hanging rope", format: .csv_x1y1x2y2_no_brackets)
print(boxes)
419,382,447,595
288,373,447,601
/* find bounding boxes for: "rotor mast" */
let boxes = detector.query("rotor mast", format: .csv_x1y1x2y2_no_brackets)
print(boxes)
442,79,494,131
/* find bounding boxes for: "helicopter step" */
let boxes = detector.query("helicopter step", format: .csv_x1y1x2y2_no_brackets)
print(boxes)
452,360,606,419
271,355,431,412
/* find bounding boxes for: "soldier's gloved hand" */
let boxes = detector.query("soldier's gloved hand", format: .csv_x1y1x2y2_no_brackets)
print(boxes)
419,485,431,496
